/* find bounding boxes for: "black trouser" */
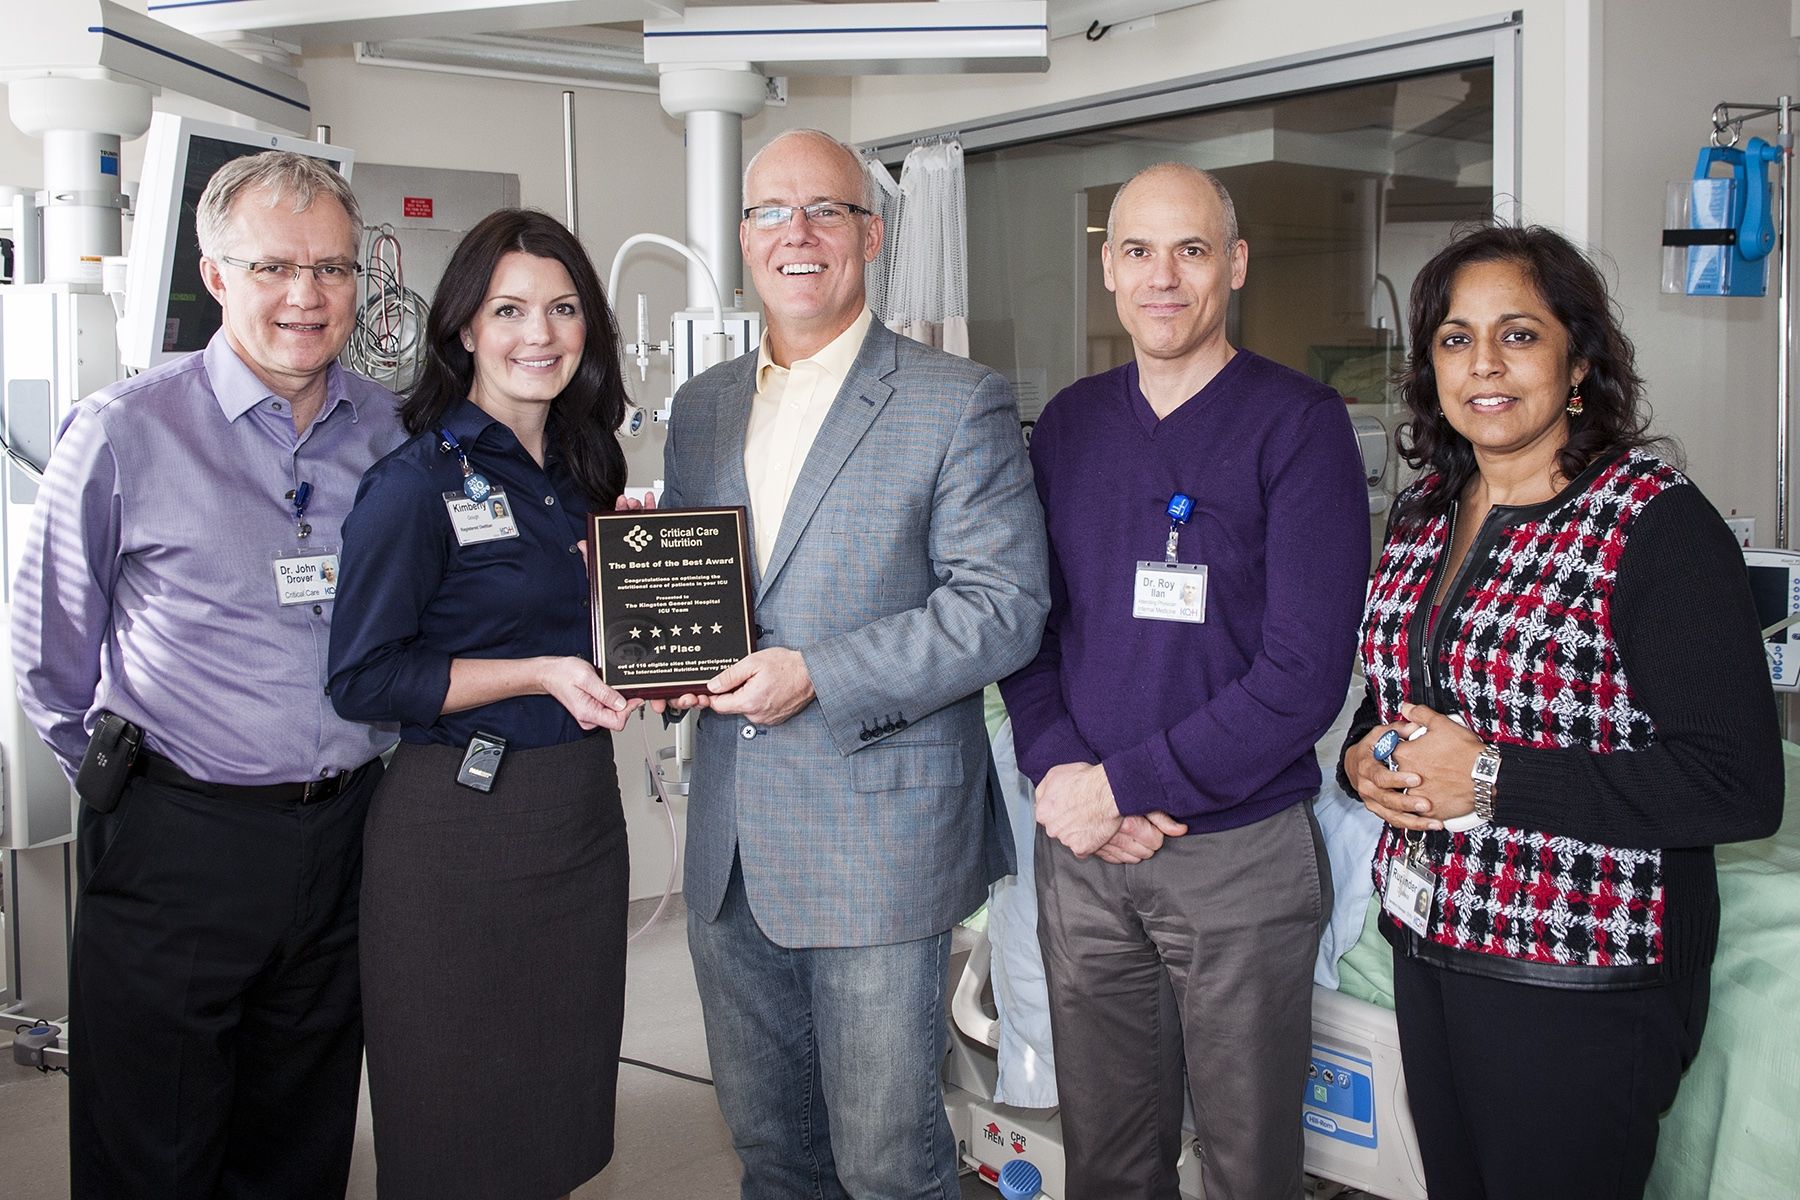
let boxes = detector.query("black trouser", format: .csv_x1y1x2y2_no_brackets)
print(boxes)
1392,948,1709,1200
69,760,382,1200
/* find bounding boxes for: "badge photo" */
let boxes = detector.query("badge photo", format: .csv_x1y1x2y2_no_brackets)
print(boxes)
273,550,341,606
1132,560,1208,624
444,489,521,546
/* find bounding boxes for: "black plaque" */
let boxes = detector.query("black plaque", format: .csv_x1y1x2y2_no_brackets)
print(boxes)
589,506,755,698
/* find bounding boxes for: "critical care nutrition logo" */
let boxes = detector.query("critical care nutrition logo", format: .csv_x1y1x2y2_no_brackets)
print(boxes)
623,524,653,555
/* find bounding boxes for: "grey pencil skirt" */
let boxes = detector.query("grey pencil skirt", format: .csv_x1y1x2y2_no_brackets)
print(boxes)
360,734,628,1200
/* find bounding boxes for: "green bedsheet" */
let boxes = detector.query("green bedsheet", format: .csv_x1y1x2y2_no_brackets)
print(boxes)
1331,744,1800,1199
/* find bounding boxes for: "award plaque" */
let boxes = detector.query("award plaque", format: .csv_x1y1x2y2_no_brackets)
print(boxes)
588,506,756,698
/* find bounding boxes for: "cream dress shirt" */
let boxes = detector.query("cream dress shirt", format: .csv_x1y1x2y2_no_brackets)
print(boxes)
743,306,874,572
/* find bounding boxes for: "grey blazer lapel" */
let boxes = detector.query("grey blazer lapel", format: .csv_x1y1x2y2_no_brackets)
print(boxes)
757,323,898,603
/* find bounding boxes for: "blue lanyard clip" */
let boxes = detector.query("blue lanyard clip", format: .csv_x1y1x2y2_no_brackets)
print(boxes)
1164,492,1192,564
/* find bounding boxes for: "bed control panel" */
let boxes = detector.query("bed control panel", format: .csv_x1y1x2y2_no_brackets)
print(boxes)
1303,1046,1376,1148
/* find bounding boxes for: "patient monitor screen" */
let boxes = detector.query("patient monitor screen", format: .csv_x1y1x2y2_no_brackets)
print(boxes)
1747,564,1791,644
161,136,348,355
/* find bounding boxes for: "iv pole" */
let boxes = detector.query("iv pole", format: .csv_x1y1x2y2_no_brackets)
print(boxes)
1708,98,1793,547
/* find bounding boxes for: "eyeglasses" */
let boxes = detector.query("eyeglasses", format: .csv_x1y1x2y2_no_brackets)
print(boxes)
217,256,363,288
742,201,875,231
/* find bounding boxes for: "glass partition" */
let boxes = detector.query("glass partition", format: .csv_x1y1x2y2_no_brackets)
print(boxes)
962,64,1496,544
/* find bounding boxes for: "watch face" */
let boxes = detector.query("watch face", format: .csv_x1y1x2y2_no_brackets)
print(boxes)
1472,754,1501,784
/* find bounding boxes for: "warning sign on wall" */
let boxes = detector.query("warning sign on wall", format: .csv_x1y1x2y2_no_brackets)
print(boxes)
403,197,434,219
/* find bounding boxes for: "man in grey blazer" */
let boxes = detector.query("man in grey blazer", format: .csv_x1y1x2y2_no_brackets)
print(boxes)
657,129,1048,1198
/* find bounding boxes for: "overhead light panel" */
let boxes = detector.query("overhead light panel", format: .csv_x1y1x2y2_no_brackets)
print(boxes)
148,0,683,48
644,2,1049,75
1048,0,1219,40
355,32,660,94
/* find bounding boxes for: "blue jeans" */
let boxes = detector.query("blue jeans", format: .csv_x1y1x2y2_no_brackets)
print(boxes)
688,860,958,1200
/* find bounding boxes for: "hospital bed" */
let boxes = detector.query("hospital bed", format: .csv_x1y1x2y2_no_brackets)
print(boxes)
947,696,1800,1200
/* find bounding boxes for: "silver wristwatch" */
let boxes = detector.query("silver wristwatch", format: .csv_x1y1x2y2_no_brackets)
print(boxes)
1470,743,1501,823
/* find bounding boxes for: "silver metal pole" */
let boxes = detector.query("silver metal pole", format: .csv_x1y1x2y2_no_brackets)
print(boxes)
562,91,578,237
1779,96,1792,549
684,108,744,308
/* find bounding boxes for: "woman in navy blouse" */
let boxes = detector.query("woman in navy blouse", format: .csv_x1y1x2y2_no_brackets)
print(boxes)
329,208,639,1200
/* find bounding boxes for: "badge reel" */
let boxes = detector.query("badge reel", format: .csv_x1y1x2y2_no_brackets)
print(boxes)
1133,492,1207,624
271,480,342,607
438,428,520,546
1373,727,1435,936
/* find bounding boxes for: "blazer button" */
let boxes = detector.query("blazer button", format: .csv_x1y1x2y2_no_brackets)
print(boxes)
740,725,757,740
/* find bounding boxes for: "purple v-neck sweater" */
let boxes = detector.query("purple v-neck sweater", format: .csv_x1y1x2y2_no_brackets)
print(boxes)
1000,351,1370,831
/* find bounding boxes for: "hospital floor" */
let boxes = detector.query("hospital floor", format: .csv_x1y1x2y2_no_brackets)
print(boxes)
0,894,993,1199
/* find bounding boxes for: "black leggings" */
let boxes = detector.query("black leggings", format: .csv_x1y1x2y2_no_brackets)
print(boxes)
1391,949,1709,1200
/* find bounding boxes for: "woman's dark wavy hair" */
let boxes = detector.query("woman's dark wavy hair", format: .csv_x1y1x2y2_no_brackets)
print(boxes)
1394,222,1664,521
402,208,626,509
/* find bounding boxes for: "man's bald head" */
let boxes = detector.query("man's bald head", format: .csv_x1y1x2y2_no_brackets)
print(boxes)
743,129,876,211
1106,163,1238,248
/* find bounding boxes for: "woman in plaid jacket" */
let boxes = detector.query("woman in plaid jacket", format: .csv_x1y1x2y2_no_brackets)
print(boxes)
1339,223,1783,1200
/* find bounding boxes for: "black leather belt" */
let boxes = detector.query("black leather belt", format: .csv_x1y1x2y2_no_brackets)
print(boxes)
135,751,377,806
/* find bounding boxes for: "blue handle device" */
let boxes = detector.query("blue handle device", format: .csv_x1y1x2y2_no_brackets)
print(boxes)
1683,136,1782,296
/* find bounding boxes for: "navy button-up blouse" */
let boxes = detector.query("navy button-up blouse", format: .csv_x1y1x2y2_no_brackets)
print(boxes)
328,398,602,750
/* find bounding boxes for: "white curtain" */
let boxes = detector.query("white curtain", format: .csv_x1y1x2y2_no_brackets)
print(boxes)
864,139,970,358
863,155,904,329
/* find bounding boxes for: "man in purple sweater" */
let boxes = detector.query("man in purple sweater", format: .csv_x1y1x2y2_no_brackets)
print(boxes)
1000,163,1369,1197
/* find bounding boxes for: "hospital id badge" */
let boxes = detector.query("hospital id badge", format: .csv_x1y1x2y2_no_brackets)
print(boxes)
444,490,520,546
273,549,340,606
1382,856,1435,936
1133,561,1207,623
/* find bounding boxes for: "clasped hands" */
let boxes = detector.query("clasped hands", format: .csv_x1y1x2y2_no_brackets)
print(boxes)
1343,702,1482,831
1035,762,1188,863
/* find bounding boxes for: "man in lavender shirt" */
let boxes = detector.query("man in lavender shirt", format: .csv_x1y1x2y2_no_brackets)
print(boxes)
11,152,404,1199
1000,164,1368,1197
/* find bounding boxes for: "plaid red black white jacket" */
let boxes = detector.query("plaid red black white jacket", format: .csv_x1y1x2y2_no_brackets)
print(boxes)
1362,451,1684,985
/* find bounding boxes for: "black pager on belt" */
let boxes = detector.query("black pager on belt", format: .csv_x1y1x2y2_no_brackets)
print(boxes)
456,731,506,793
75,710,143,814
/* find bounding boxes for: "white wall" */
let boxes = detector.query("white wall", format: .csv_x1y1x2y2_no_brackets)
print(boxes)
1597,0,1797,533
2,42,849,901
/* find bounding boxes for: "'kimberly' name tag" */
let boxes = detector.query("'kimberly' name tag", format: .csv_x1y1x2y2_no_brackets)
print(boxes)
1132,561,1207,624
273,552,340,606
1382,858,1435,936
444,490,520,546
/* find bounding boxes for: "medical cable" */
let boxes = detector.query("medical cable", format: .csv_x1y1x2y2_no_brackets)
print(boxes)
0,425,44,479
619,1056,713,1087
627,708,682,945
342,224,429,392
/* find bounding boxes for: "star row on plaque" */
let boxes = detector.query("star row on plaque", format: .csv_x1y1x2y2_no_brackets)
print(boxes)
630,622,725,639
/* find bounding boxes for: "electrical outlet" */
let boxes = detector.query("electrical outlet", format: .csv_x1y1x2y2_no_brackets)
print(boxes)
1726,517,1756,548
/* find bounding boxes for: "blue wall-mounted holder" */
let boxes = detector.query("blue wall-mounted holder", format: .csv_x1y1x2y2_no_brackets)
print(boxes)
1665,136,1783,296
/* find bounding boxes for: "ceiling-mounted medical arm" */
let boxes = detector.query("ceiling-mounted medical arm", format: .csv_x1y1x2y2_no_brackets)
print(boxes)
0,0,312,132
0,0,316,284
608,232,728,378
607,232,749,435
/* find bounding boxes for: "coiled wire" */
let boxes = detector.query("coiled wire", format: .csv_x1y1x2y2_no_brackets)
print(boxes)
342,224,430,392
